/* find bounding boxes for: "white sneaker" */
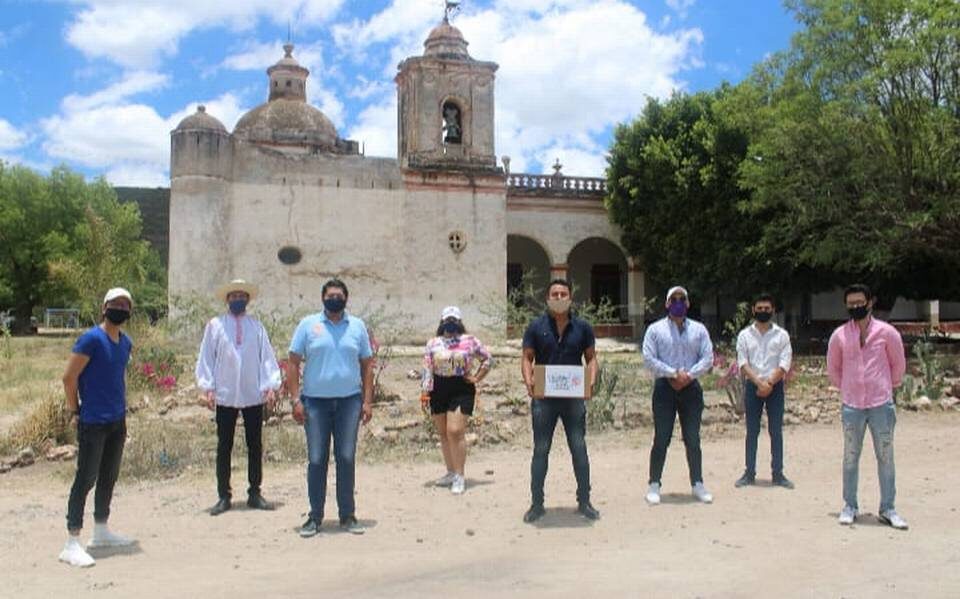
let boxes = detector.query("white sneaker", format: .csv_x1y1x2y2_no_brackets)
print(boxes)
59,537,95,568
645,482,661,505
434,472,457,487
87,523,135,548
838,505,857,525
451,474,465,495
879,510,908,530
692,482,713,504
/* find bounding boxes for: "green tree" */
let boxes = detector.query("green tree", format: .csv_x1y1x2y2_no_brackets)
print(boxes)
734,0,960,301
605,88,762,306
0,163,164,331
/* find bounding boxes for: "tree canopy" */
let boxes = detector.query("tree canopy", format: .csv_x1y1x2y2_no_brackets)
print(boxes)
0,163,164,331
606,0,960,306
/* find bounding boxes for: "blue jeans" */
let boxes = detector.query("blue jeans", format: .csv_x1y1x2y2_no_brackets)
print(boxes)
842,401,896,512
302,395,362,521
530,398,591,505
649,379,704,485
744,381,785,478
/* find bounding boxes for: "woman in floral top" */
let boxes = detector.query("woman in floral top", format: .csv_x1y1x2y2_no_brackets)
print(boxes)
421,306,493,495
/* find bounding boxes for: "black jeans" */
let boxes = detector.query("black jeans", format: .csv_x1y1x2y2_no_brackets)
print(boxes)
744,380,785,478
216,404,264,499
530,398,591,505
649,379,704,485
66,419,126,531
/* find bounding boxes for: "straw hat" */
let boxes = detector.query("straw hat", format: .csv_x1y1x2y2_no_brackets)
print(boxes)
215,279,259,302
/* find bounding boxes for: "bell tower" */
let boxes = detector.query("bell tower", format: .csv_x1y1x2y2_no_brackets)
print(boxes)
396,6,498,171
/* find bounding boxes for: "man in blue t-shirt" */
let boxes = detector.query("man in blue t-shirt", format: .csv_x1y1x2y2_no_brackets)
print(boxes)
287,279,374,538
58,288,136,568
520,279,600,524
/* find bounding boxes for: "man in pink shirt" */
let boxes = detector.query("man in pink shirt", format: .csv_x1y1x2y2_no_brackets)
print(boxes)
827,284,908,530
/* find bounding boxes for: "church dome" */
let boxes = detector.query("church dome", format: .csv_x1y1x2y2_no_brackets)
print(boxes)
175,105,226,132
232,43,339,149
424,21,470,59
233,99,338,149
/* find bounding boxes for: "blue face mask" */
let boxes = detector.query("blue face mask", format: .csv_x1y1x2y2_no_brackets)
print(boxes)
442,321,461,335
323,297,346,314
228,299,247,315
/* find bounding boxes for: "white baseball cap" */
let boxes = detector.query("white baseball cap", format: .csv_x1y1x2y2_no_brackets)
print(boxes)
103,287,134,306
665,286,688,302
440,306,462,321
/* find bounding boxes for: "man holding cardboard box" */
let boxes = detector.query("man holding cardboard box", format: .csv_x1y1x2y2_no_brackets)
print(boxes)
521,279,600,523
642,285,715,506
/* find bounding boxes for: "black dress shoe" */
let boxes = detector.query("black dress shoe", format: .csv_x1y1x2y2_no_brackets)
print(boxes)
577,502,601,520
523,504,545,523
247,493,275,510
734,473,756,488
210,497,231,516
772,475,795,490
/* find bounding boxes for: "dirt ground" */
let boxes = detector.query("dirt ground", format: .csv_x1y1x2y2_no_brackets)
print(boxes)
2,411,959,598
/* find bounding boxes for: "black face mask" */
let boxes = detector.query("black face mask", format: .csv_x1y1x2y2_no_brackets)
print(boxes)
104,308,130,325
754,311,773,323
848,305,870,321
323,297,346,314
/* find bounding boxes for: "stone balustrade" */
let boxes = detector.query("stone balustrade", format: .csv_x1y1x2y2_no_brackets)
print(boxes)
506,173,606,195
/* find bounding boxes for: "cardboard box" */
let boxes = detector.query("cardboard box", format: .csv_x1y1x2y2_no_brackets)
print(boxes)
533,365,591,399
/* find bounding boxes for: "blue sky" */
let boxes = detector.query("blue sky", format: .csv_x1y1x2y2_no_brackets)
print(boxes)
0,1,798,186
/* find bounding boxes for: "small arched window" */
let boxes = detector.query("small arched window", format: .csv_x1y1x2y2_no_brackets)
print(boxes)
441,100,462,145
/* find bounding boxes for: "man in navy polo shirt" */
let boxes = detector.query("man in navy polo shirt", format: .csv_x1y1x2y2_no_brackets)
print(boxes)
520,279,600,523
59,287,136,568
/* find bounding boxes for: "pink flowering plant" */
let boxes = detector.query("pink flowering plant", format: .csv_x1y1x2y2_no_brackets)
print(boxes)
130,346,181,393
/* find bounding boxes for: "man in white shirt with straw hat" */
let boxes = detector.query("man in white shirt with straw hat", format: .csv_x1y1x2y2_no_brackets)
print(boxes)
196,279,281,516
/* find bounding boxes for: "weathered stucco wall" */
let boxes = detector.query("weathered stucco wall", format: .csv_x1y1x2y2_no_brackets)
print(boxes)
169,142,506,340
505,196,625,265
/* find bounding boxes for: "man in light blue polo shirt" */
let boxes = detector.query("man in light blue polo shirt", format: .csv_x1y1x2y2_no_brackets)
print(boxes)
288,279,374,538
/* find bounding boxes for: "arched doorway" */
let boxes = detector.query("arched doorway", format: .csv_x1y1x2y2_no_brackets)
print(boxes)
567,237,628,322
507,235,551,309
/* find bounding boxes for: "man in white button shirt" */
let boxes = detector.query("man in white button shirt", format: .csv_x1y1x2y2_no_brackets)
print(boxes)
196,279,282,515
735,293,794,489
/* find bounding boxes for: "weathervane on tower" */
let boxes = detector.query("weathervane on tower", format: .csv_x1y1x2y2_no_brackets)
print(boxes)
444,0,461,23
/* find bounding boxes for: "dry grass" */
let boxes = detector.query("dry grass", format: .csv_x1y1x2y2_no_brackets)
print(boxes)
0,391,74,455
0,335,72,416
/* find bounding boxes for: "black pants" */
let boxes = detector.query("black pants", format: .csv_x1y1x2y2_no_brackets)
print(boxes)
530,398,591,505
649,379,704,485
216,404,264,499
66,419,126,531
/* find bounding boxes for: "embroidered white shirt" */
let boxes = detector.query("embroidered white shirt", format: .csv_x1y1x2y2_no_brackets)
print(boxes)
195,314,281,408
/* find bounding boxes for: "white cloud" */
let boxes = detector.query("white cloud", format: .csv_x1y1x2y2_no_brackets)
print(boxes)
666,0,696,19
534,145,609,178
0,23,30,47
105,163,169,187
337,0,702,174
61,71,169,112
346,96,397,158
64,0,346,68
0,119,28,151
41,68,247,186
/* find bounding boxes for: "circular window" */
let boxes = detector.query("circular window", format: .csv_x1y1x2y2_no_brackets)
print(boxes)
448,231,467,254
277,246,302,265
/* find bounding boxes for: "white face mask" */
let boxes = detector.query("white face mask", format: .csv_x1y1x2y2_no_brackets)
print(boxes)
547,298,571,314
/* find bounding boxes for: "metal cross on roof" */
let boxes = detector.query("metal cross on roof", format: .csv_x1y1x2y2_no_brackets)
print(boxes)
444,0,462,23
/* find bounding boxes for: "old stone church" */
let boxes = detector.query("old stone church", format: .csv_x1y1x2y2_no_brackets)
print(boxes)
169,18,642,336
